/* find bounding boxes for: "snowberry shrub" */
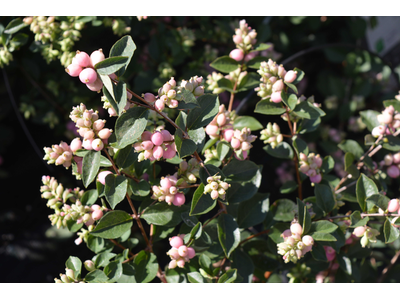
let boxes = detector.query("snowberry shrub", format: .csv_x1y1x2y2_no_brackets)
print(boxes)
39,19,400,284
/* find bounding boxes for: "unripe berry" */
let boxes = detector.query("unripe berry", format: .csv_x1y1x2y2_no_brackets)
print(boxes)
98,171,112,185
86,77,103,92
176,259,185,268
141,131,152,141
372,125,385,138
168,260,177,269
310,174,322,183
151,132,164,146
211,190,219,200
144,93,156,103
74,51,91,68
290,223,303,235
388,199,400,212
153,145,164,160
79,68,97,84
178,245,188,257
353,226,366,237
217,114,226,126
92,139,104,151
233,35,243,44
172,193,185,206
98,128,112,139
272,79,284,92
229,49,244,62
84,260,95,272
223,129,234,142
92,209,103,221
155,99,165,111
187,247,196,259
206,124,219,136
84,130,95,140
66,63,83,77
302,235,314,246
70,138,82,152
231,137,241,149
284,70,297,83
169,236,183,248
163,144,176,159
270,91,282,103
90,49,105,67
169,100,179,108
193,86,204,97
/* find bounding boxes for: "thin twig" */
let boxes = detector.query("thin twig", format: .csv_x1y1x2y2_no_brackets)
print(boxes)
378,249,400,283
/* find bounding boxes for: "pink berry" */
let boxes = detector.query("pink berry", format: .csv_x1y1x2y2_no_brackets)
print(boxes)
210,190,219,200
163,144,176,159
98,171,112,185
387,165,400,178
302,235,314,246
92,139,104,151
168,248,180,260
244,51,257,62
222,129,234,142
70,138,82,152
90,49,105,67
217,114,226,126
187,247,196,259
82,138,94,150
176,259,185,268
79,68,98,84
144,93,156,103
141,131,152,141
178,245,188,257
98,128,112,139
86,77,103,92
169,236,183,248
172,193,185,206
169,100,179,108
324,246,336,262
74,51,91,68
161,130,172,142
91,204,101,211
206,124,219,136
270,91,282,103
151,132,164,146
153,145,164,160
141,140,154,151
65,63,83,77
231,137,241,150
281,229,292,239
272,79,284,93
284,70,297,83
388,199,400,212
310,174,322,183
92,209,103,221
393,153,400,164
353,226,366,237
168,260,177,269
229,49,244,62
290,223,303,235
155,99,165,111
371,125,385,138
160,177,172,190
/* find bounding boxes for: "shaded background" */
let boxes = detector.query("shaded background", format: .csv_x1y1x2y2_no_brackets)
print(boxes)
1,16,400,282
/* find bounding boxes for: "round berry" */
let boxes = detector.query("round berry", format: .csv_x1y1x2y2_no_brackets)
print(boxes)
79,68,97,84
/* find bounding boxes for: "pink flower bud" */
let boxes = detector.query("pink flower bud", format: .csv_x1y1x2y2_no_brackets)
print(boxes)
90,49,105,67
155,99,165,111
92,139,104,151
371,125,386,138
206,124,219,136
65,64,83,77
178,245,188,257
387,165,400,178
151,132,164,146
70,138,82,152
229,49,244,62
98,128,112,139
388,199,400,212
272,79,284,92
231,137,241,149
353,226,366,237
169,236,183,248
163,144,176,159
217,114,226,127
98,171,112,185
153,145,164,160
290,223,303,235
79,68,98,84
74,51,91,68
223,129,234,142
141,140,154,151
92,209,103,221
270,91,282,103
187,247,196,259
302,235,314,246
172,193,185,206
233,35,243,44
168,260,177,269
284,70,297,83
82,138,94,150
86,77,103,92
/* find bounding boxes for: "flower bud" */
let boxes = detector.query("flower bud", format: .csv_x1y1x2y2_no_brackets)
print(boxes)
353,226,366,238
290,223,303,235
284,70,297,83
74,51,91,68
229,49,244,62
79,68,97,84
66,64,83,77
90,49,105,67
169,236,183,248
84,260,96,272
302,235,314,246
92,209,103,221
98,171,112,185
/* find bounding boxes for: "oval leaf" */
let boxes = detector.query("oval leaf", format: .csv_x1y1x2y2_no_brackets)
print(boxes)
90,210,133,239
217,214,240,258
105,174,128,209
82,150,101,188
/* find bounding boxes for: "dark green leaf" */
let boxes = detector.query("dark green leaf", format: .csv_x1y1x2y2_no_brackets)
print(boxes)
297,199,311,235
245,56,269,69
112,107,149,149
99,155,113,167
311,232,337,241
199,254,213,276
254,100,286,115
189,222,203,240
85,270,109,283
9,33,29,49
311,242,328,262
109,35,136,77
252,43,272,52
382,136,400,151
349,211,369,228
292,136,308,157
187,94,220,130
236,73,260,92
309,220,338,234
104,174,128,209
366,194,390,211
292,101,324,119
225,167,262,204
273,199,296,222
217,78,234,92
237,193,269,228
383,100,400,112
81,189,99,206
359,110,380,131
199,164,224,184
233,116,263,131
187,272,206,283
104,261,123,283
281,92,298,110
95,56,130,75
356,174,378,211
117,263,136,283
231,249,254,283
4,18,28,34
66,256,82,277
280,181,298,194
217,141,231,161
291,68,305,85
298,117,321,134
87,235,105,253
190,184,217,216
175,89,199,107
94,252,117,268
264,141,294,159
321,156,335,174
82,150,101,188
189,127,206,154
217,214,240,258
115,145,138,169
384,219,400,243
102,81,127,116
66,219,83,233
133,251,158,283
314,184,336,215
210,56,240,73
218,269,237,283
141,202,188,226
128,179,150,197
222,159,259,182
90,210,133,239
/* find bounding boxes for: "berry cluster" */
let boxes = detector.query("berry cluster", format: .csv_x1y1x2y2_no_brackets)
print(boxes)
229,19,257,62
352,226,380,248
167,235,196,269
54,268,80,283
230,127,257,160
206,69,248,95
43,141,74,169
277,223,314,263
299,153,323,184
177,158,200,184
260,122,283,149
41,176,83,209
380,153,400,178
101,93,134,117
255,59,297,103
151,174,186,206
133,130,177,161
372,105,400,137
204,175,230,200
65,49,105,92
205,104,235,141
69,103,113,152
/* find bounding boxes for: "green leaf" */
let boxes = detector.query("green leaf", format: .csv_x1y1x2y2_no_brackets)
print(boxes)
237,193,269,228
292,136,308,157
383,100,400,112
292,101,324,119
95,56,130,75
174,111,197,159
366,194,390,211
356,174,378,211
233,116,263,131
82,150,101,188
222,159,259,182
133,251,158,283
199,254,213,276
314,184,336,215
264,141,294,159
189,222,203,240
311,242,328,262
281,92,298,110
85,270,109,283
298,117,321,134
297,199,311,235
115,145,138,169
128,179,150,197
66,256,82,278
216,141,231,161
4,18,28,34
236,73,260,92
87,235,105,253
246,56,269,69
217,214,240,258
359,110,380,131
175,88,199,107
104,261,123,283
217,78,234,92
202,138,218,154
254,100,286,115
311,232,337,241
9,33,29,50
321,156,335,174
102,81,127,116
273,199,296,222
349,211,369,228
187,272,206,283
309,220,338,234
284,82,298,94
141,202,188,226
100,155,113,167
90,210,133,239
81,189,99,206
112,107,149,149
94,252,117,268
225,167,262,204
382,136,400,151
280,181,298,194
66,219,83,233
210,56,240,73
99,74,115,100
290,68,305,85
190,183,217,216
338,139,364,160
109,35,136,77
218,269,237,283
187,94,220,130
231,249,254,283
104,174,128,209
384,219,400,243
117,263,136,283
252,43,272,52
